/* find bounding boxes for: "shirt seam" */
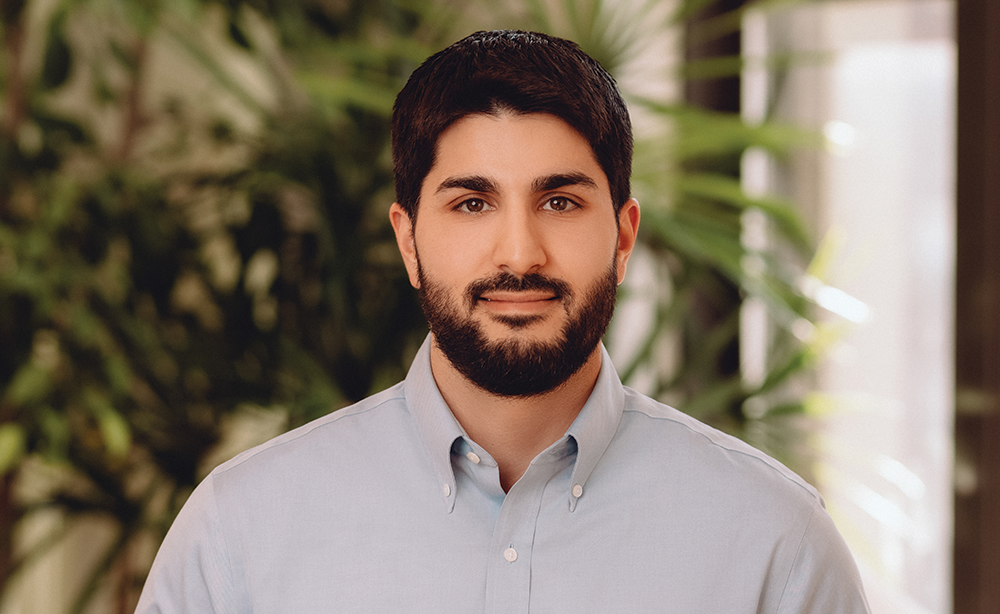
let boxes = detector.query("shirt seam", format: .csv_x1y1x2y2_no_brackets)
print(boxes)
621,402,822,504
212,387,407,476
207,473,243,614
774,503,818,614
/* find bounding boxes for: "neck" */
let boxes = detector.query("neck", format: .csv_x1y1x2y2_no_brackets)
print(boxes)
429,340,602,492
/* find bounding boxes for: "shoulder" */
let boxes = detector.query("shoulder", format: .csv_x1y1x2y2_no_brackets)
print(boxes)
211,382,410,481
615,386,822,508
609,388,870,604
590,387,869,609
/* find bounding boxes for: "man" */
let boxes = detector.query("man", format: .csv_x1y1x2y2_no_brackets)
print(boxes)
137,30,870,613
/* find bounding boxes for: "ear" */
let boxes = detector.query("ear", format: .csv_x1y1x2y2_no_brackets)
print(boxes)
614,198,640,285
390,203,421,288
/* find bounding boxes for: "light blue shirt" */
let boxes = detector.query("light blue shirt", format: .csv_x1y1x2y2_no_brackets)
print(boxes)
136,336,870,613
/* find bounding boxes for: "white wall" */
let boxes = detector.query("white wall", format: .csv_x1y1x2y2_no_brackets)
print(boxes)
743,1,955,612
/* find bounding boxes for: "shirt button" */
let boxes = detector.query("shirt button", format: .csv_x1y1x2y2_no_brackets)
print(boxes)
503,547,518,562
466,451,481,464
442,483,451,497
572,484,584,498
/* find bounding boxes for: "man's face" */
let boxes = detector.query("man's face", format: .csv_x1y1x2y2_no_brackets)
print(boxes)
391,112,639,396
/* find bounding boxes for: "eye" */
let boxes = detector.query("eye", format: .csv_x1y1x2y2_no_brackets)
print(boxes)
456,198,494,214
542,196,578,212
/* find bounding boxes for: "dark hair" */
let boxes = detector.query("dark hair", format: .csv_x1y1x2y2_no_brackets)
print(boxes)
391,30,633,220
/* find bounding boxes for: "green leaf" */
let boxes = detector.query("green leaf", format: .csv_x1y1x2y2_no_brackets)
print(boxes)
677,173,811,251
644,207,745,279
682,375,745,420
0,424,27,475
159,16,267,118
98,411,132,459
633,101,821,160
681,55,745,81
71,306,102,346
760,402,807,418
105,355,133,394
669,0,718,24
297,73,398,116
4,363,53,406
40,408,70,462
84,389,132,458
43,177,81,229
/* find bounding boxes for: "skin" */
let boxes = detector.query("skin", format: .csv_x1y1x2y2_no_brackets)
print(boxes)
390,112,640,491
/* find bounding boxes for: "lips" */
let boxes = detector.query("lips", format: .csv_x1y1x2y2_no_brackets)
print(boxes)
478,291,558,303
465,273,570,310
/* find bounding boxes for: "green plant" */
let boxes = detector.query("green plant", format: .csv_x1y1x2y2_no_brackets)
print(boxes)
0,1,447,611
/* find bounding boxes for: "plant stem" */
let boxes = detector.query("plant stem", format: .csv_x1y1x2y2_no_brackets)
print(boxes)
116,38,149,162
0,4,26,141
0,0,27,217
0,472,16,600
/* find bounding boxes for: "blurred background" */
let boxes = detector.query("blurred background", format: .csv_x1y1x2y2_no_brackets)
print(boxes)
0,0,991,612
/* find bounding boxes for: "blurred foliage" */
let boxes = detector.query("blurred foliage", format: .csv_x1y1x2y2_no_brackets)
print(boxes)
0,0,820,612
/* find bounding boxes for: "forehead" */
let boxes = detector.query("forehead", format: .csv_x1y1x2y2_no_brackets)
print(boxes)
425,112,608,190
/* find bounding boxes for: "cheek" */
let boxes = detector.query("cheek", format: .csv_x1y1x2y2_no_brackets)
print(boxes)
551,229,617,268
414,232,480,288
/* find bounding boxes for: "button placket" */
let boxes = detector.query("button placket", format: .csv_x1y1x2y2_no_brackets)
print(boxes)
484,474,547,613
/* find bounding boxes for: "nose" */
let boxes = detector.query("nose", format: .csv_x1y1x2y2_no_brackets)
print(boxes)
492,206,546,277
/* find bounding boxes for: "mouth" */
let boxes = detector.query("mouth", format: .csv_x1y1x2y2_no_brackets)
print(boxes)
476,291,560,315
478,291,559,304
465,272,571,315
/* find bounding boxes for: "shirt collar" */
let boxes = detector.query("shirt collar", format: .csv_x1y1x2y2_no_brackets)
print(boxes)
404,336,466,512
404,335,625,513
564,342,625,511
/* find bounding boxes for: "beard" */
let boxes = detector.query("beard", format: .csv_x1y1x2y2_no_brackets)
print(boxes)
417,262,619,398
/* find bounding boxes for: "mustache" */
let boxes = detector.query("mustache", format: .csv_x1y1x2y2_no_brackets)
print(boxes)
465,273,572,306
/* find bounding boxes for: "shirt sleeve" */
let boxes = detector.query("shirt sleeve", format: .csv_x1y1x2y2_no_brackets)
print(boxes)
776,504,872,614
135,474,240,614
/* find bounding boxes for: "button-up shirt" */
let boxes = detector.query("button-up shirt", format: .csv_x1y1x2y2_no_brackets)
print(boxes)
136,336,870,613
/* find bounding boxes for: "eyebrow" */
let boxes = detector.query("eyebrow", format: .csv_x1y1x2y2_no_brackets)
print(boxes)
531,172,599,193
435,175,499,194
435,172,599,195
